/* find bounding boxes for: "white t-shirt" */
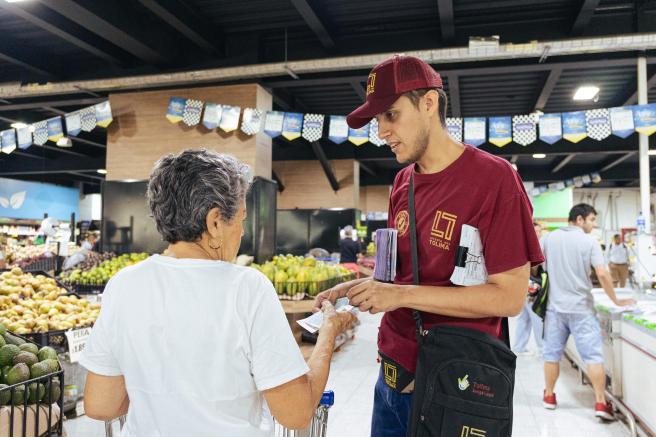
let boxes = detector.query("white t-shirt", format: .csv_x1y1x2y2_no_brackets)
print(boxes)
607,242,629,264
80,254,309,437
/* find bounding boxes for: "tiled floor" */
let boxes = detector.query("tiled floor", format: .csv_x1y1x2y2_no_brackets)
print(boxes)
64,312,633,437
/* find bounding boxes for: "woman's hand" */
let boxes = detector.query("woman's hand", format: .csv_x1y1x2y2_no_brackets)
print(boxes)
320,301,356,336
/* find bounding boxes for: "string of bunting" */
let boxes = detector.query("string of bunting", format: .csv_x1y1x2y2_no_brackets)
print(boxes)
0,101,112,155
165,96,656,147
530,171,603,197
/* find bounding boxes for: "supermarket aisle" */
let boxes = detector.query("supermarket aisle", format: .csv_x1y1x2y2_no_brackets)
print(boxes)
64,312,632,437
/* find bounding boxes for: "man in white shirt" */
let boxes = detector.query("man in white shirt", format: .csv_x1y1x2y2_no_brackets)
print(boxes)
607,234,630,287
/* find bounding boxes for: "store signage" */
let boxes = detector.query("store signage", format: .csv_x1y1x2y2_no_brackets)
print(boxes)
264,111,284,137
512,115,536,146
47,117,64,142
488,116,511,147
609,107,634,138
1,129,16,154
585,109,611,141
182,99,203,126
302,113,325,142
219,105,241,132
282,112,303,140
633,103,656,136
446,117,462,142
368,118,385,146
539,113,562,144
166,96,186,123
562,111,587,143
16,126,32,149
464,117,486,147
0,177,79,220
348,123,370,146
95,101,113,127
328,115,348,144
32,121,48,145
241,108,262,135
65,327,92,363
65,111,81,136
80,106,97,132
202,102,222,129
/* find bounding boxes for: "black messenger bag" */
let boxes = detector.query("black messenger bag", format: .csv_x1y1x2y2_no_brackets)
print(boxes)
406,173,516,437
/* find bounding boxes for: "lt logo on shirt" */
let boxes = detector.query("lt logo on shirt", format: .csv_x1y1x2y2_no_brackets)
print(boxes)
429,210,457,251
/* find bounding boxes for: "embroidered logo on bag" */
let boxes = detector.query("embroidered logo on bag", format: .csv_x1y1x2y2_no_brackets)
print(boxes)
366,73,376,96
461,426,486,437
383,362,397,389
394,210,409,237
458,374,470,391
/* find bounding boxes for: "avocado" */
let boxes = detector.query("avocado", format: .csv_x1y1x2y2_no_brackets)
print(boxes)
1,366,11,384
11,386,25,405
6,363,30,386
3,334,25,346
44,379,61,404
27,383,45,403
37,346,58,362
13,352,38,367
30,361,52,379
43,359,59,373
0,336,5,348
18,343,38,355
0,345,20,367
0,384,9,405
0,323,6,336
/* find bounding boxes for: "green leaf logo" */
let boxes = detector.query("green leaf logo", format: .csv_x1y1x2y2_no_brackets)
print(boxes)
458,374,470,391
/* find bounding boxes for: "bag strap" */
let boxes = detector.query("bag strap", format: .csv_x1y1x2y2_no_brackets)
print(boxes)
408,173,424,337
408,171,510,347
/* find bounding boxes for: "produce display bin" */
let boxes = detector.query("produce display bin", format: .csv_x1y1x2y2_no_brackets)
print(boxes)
274,273,356,301
0,334,65,437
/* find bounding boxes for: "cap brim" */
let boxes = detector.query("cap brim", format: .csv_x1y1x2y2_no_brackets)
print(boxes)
346,95,400,129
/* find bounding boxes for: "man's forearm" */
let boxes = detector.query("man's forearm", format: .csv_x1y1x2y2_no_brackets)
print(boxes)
597,269,618,303
399,282,524,318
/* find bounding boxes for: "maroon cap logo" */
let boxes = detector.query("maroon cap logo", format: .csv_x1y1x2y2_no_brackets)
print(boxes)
366,73,376,96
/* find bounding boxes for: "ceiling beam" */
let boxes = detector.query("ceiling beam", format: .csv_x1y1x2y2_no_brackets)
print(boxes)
436,0,455,43
289,0,335,49
533,67,562,112
137,0,223,56
0,157,105,175
0,2,123,65
0,98,103,112
623,73,656,106
0,50,54,79
446,74,461,117
68,171,105,181
572,0,601,35
71,137,106,149
39,0,169,64
551,154,576,173
358,161,376,177
599,152,636,172
310,141,340,191
350,80,366,101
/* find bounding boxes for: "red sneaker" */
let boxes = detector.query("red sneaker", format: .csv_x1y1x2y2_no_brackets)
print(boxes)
543,391,557,410
595,402,615,421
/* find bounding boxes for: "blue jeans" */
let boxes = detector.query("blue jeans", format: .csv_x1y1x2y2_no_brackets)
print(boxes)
371,368,413,437
512,300,543,353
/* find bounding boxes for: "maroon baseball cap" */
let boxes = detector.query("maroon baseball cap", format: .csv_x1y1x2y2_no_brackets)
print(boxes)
346,54,443,129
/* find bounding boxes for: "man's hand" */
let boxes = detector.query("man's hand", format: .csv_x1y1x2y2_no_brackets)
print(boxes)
614,298,637,307
312,278,368,312
347,279,403,314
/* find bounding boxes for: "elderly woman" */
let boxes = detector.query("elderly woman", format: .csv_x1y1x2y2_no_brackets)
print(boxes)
80,149,354,436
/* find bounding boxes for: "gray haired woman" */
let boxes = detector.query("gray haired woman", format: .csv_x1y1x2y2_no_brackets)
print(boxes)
80,149,354,436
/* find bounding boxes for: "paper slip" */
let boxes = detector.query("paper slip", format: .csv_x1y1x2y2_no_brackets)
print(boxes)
297,298,358,333
450,225,488,286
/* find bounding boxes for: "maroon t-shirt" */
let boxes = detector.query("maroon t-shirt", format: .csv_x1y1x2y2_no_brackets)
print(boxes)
380,145,544,373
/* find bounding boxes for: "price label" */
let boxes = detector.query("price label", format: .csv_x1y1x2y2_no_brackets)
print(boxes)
64,327,92,363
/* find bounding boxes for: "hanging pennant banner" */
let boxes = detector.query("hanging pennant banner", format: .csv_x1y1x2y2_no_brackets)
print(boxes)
538,113,562,144
219,105,241,132
32,121,48,145
446,117,462,142
348,123,370,146
582,174,592,185
585,109,611,141
16,126,32,149
65,111,81,136
512,115,537,146
328,116,349,144
80,106,96,132
562,111,587,143
464,117,486,147
591,172,602,183
0,129,16,154
573,176,584,188
47,117,64,142
565,179,575,188
282,112,304,141
609,107,634,138
166,97,186,123
633,103,656,136
241,108,262,135
94,101,113,128
182,99,203,126
368,118,385,146
302,114,325,142
264,111,285,138
488,116,512,147
202,102,222,129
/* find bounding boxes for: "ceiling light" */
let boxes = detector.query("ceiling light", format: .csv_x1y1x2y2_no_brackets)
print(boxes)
532,153,546,159
97,169,107,174
56,137,72,147
4,0,28,3
10,122,28,129
649,150,656,156
573,85,600,101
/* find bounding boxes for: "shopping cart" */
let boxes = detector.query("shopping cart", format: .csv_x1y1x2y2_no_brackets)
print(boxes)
104,390,334,437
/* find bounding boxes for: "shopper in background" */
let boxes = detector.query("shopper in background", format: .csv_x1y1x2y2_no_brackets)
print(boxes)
339,225,363,263
81,231,98,251
607,233,630,287
541,204,635,420
80,149,355,436
313,55,544,437
512,221,545,355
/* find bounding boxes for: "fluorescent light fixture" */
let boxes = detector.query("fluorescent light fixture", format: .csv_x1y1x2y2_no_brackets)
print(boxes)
649,150,656,156
5,0,28,3
121,179,140,182
97,169,107,174
56,137,72,147
573,85,600,101
532,153,546,159
10,122,28,129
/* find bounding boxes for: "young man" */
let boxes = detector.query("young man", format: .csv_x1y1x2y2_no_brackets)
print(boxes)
313,55,544,437
607,234,630,287
541,204,635,420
